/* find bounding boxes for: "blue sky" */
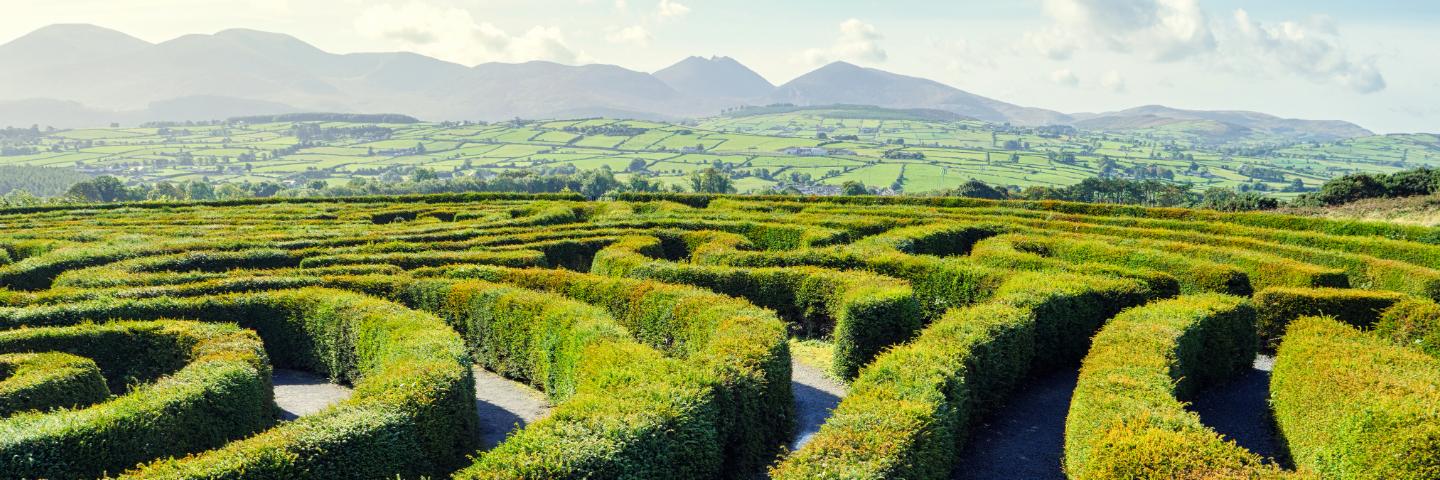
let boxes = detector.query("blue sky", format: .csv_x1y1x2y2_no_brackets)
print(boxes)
4,0,1437,133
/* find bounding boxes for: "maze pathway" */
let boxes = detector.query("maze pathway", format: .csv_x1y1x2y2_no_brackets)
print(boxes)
473,366,552,449
789,359,847,451
272,369,353,420
1190,355,1287,465
951,368,1077,480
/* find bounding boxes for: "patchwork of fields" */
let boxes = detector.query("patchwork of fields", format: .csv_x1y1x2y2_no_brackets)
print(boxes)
1,193,1438,478
5,108,1438,196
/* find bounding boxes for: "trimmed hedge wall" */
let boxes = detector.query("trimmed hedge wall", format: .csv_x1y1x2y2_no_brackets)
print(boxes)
1253,287,1406,348
771,271,1152,479
1376,298,1440,358
593,234,920,379
437,265,790,476
0,351,108,416
1272,316,1440,479
1063,294,1283,479
969,234,1181,298
0,320,272,479
0,288,477,479
402,279,725,478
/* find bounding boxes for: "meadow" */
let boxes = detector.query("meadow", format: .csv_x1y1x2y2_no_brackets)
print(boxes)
0,192,1438,478
4,107,1437,197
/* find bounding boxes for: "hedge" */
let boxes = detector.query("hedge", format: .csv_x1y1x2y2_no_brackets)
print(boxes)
772,271,1152,479
1272,316,1440,479
969,234,1181,298
0,320,272,479
1063,294,1284,479
593,234,920,379
1253,287,1406,348
439,265,789,476
0,351,109,416
297,249,546,269
1376,298,1440,358
402,279,724,478
0,288,477,479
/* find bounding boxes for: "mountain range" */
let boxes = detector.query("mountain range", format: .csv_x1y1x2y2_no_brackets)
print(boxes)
0,24,1373,141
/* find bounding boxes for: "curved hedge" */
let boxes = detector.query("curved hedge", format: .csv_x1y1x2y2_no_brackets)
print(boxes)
1376,298,1440,358
0,320,272,479
772,271,1153,479
1063,294,1285,479
0,351,108,416
1253,287,1406,348
1272,316,1440,479
0,288,476,479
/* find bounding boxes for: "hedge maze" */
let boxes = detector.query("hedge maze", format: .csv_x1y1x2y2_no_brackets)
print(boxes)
1,192,1439,478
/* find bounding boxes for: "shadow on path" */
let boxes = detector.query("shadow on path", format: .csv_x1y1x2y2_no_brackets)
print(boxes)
790,360,846,452
1189,355,1289,467
952,368,1078,480
474,366,552,450
272,369,352,421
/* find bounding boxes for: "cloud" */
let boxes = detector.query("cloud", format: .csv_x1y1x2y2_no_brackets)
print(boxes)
1231,9,1386,93
1027,0,1215,61
656,0,688,18
802,18,887,66
1050,68,1080,87
354,1,585,65
933,38,997,73
1101,70,1127,92
606,25,651,46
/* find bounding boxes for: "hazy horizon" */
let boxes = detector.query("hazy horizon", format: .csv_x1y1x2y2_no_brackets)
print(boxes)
4,1,1439,133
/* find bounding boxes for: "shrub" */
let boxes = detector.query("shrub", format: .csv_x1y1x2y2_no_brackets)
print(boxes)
0,351,109,416
0,321,272,479
1272,316,1440,478
1253,287,1406,347
1063,294,1283,479
1376,298,1440,358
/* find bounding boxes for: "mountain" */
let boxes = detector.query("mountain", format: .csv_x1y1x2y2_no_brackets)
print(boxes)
0,24,1381,140
1070,105,1373,141
770,61,1070,125
654,56,774,100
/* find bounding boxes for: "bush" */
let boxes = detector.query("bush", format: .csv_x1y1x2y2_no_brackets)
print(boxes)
0,351,109,416
1063,294,1281,479
1272,316,1440,478
0,321,272,479
1253,287,1406,347
0,289,476,479
772,272,1152,479
1376,298,1440,358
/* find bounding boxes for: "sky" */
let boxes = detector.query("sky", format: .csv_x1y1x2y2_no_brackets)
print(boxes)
3,0,1438,133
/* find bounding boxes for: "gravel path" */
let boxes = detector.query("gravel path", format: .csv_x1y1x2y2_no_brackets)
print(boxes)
952,368,1078,480
1190,355,1288,466
272,369,352,420
790,360,847,451
473,366,552,450
271,367,553,451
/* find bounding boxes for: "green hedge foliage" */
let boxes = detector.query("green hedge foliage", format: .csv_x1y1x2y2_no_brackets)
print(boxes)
0,288,476,479
772,271,1152,479
0,351,108,416
0,320,272,479
1063,294,1285,480
1253,287,1406,347
1272,316,1440,479
1376,298,1440,358
592,234,920,379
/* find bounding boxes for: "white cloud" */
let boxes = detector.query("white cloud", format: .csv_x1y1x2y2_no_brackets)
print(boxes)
606,25,651,46
353,1,585,65
1101,70,1127,92
1050,68,1080,87
656,0,688,18
1027,0,1215,62
802,18,887,66
933,38,997,73
1232,9,1386,94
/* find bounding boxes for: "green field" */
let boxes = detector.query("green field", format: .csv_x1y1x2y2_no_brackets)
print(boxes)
3,107,1438,197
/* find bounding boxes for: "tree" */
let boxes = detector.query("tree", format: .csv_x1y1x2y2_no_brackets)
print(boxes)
690,168,735,194
945,179,1008,200
841,181,869,196
412,168,439,182
626,158,649,173
66,175,129,202
185,181,215,201
578,167,619,199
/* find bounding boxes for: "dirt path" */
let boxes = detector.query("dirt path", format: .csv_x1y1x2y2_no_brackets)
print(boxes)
272,369,353,420
952,368,1078,480
1190,355,1288,466
473,366,552,450
790,360,847,452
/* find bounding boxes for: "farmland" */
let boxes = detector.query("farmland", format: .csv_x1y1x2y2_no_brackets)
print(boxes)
0,192,1438,478
3,107,1438,198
